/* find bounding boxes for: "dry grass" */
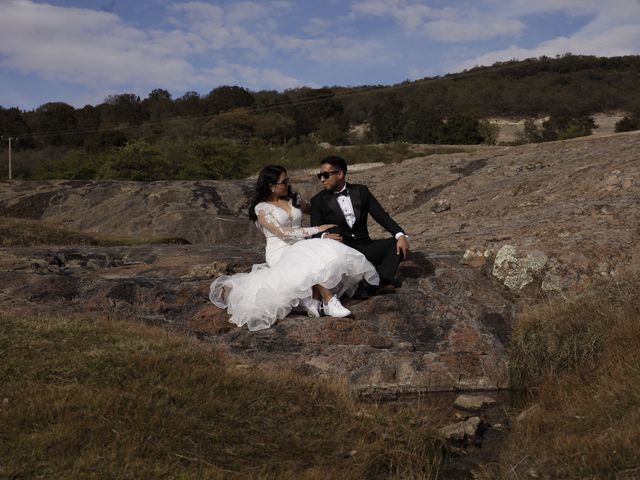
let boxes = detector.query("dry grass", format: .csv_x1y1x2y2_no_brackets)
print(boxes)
0,313,447,479
0,217,188,247
480,274,640,479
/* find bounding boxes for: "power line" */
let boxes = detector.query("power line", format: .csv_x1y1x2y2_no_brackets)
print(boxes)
17,84,385,141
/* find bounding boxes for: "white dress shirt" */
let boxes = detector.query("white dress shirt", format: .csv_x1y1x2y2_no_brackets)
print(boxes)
335,186,356,228
323,185,407,240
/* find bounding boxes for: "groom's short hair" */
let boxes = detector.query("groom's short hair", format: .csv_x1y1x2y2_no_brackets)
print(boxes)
321,155,347,174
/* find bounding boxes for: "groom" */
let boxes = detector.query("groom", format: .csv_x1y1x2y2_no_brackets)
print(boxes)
310,156,409,297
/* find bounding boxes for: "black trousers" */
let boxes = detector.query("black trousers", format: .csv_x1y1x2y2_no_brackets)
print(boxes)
350,237,401,283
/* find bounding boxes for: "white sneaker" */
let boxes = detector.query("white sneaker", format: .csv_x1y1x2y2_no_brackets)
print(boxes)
323,295,352,318
301,297,321,318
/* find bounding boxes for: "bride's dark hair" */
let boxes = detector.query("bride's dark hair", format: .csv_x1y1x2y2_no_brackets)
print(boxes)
248,165,299,221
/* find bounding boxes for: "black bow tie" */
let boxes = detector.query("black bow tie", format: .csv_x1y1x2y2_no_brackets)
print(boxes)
335,189,349,197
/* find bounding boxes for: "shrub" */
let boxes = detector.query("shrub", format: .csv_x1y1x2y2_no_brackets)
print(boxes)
614,109,640,132
36,148,102,180
99,140,172,181
542,111,596,141
177,137,251,180
441,115,483,144
478,120,500,145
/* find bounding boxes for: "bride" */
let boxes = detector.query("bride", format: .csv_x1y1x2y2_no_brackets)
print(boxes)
209,165,379,331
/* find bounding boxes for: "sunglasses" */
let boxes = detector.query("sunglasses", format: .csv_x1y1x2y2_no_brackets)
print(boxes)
316,171,340,180
273,178,290,186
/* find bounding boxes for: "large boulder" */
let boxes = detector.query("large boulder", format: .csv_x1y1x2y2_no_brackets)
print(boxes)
0,180,262,246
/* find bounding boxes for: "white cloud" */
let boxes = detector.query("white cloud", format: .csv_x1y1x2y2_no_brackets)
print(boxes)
0,0,307,100
351,0,523,42
422,17,525,43
352,0,437,32
302,13,358,35
272,35,386,64
0,1,199,90
456,1,640,70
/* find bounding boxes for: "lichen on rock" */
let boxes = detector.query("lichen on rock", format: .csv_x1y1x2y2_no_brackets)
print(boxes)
492,244,548,290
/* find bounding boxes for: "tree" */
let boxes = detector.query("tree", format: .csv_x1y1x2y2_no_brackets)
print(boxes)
76,105,101,131
441,115,483,144
0,106,33,148
26,102,78,146
204,86,255,115
369,93,404,143
315,117,348,145
143,89,174,121
175,91,203,116
281,87,345,138
614,115,640,132
478,119,500,145
102,93,147,126
179,137,250,180
204,108,257,142
517,119,543,144
401,107,443,143
254,112,296,145
614,105,640,132
542,109,596,141
84,130,128,151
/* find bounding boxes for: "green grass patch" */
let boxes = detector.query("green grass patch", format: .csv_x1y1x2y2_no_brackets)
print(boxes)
480,274,640,479
0,217,188,247
0,314,447,479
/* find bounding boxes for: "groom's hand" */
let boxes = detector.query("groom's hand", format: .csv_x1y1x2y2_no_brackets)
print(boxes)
324,233,343,242
396,235,409,259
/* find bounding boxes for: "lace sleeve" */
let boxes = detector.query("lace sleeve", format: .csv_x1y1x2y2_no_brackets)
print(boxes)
255,203,319,239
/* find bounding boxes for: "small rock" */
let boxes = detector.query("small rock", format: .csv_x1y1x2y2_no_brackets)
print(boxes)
355,411,374,419
461,246,494,268
431,199,451,213
438,416,483,444
453,394,497,411
368,335,393,349
395,341,415,351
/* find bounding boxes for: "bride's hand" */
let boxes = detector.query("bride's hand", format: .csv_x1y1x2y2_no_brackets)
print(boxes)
318,224,337,232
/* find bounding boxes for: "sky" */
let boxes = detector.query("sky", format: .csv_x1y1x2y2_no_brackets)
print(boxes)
1,0,640,110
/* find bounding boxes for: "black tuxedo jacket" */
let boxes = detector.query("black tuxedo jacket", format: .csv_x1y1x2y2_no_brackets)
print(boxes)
309,183,404,245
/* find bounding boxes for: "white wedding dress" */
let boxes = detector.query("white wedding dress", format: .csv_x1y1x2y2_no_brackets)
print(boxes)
209,200,379,331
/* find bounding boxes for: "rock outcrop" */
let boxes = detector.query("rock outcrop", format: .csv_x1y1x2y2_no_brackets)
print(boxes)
2,132,639,294
0,244,513,397
2,131,640,395
0,179,262,246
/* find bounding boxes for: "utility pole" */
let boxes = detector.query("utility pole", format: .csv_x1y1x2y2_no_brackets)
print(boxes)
1,136,12,180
